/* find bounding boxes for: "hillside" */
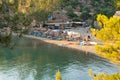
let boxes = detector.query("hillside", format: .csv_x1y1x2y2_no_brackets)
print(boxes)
50,0,116,25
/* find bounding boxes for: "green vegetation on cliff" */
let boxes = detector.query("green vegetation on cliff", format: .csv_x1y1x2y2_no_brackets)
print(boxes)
61,0,116,22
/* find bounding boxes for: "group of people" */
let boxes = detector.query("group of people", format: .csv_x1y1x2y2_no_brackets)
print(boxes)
29,28,91,46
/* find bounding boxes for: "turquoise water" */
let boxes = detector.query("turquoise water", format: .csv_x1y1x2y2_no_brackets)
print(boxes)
0,38,119,80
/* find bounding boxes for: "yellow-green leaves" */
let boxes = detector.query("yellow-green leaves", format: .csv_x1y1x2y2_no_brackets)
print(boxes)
9,0,14,4
88,69,93,77
39,0,60,12
92,14,120,63
95,14,120,42
0,0,2,5
93,73,120,80
97,14,108,28
117,1,120,8
18,0,61,14
56,70,62,80
88,69,120,80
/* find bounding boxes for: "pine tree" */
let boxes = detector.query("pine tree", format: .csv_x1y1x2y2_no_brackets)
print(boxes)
0,0,61,47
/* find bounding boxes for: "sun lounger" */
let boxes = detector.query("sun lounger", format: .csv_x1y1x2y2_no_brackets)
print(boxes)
79,41,86,46
89,41,97,45
47,35,52,38
41,34,47,38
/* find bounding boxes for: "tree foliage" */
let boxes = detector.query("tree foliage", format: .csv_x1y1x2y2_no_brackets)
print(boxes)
91,14,120,64
93,73,120,80
56,70,62,80
88,69,120,80
61,0,116,22
112,0,120,10
0,0,61,47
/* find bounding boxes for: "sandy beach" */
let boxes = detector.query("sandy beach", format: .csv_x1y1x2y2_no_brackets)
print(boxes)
23,34,96,54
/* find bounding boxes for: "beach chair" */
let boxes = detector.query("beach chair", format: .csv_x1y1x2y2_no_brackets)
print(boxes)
57,36,62,40
29,31,34,35
79,41,86,46
37,32,42,37
47,35,52,39
41,34,47,38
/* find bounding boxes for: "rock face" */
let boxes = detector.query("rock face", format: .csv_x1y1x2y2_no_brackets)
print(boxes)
114,11,120,17
48,10,69,23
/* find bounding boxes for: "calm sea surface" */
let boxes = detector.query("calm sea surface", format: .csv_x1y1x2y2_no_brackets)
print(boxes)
0,37,119,80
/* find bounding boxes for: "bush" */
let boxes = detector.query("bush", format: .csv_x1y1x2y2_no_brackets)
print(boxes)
56,70,62,80
67,12,78,18
80,12,92,21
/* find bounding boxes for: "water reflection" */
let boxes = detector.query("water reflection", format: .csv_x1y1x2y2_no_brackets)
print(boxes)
0,38,119,80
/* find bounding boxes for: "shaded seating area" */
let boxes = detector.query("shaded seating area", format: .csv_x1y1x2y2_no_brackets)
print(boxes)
28,30,64,40
28,27,99,46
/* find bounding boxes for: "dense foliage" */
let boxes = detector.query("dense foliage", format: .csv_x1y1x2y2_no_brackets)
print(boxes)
0,0,60,47
113,0,120,10
61,0,116,22
56,70,62,80
93,73,120,80
88,69,120,80
91,14,120,64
